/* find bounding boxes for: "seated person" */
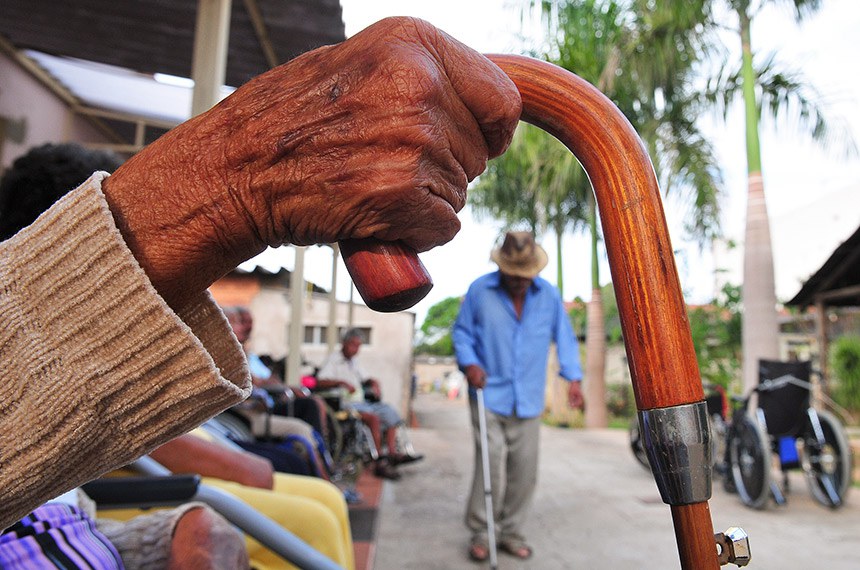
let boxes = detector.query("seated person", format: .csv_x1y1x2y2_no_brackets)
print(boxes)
224,306,329,437
316,329,423,480
1,491,247,570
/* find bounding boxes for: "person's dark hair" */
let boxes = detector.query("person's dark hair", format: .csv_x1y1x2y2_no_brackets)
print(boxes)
0,142,123,240
341,328,365,343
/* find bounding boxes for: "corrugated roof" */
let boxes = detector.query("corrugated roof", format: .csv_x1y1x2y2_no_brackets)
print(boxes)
786,223,860,307
0,0,345,89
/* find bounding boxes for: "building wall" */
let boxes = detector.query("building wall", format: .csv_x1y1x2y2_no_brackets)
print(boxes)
414,355,459,394
0,53,110,170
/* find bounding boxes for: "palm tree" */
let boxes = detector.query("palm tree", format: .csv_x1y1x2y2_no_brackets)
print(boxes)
702,0,840,392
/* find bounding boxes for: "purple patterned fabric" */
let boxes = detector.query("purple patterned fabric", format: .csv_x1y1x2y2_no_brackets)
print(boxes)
0,503,123,569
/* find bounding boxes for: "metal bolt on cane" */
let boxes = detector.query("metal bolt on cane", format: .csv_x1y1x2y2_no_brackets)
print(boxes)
477,388,498,569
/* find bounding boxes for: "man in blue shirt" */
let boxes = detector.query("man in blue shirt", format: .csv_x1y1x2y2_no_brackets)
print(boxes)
453,231,584,562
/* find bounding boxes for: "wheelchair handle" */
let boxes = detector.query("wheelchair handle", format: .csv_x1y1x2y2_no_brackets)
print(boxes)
343,54,719,568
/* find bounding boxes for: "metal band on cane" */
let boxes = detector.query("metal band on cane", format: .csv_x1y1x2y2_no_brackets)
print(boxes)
639,401,712,505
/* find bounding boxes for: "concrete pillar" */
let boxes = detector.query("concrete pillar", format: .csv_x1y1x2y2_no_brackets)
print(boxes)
327,244,340,353
191,0,232,117
287,246,306,383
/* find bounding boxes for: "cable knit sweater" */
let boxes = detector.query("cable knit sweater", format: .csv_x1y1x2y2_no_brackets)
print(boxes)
0,173,252,530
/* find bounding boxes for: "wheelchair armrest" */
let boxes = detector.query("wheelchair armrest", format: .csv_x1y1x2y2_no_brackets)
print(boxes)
85,477,343,569
82,475,201,508
290,385,313,398
195,484,342,570
263,385,296,401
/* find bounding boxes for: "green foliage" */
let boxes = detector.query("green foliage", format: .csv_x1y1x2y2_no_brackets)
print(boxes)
471,122,589,238
540,0,724,244
830,336,860,412
601,282,622,343
687,283,742,390
605,382,635,418
568,297,587,337
568,284,622,343
415,296,461,356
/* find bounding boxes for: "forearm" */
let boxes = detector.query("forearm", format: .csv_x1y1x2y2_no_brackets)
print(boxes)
0,177,251,529
316,378,351,391
151,434,274,489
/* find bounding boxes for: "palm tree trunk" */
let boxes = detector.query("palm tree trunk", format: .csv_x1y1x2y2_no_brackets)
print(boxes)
738,5,780,392
584,195,607,427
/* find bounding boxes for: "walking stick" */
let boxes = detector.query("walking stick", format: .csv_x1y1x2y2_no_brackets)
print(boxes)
341,55,749,568
476,388,499,570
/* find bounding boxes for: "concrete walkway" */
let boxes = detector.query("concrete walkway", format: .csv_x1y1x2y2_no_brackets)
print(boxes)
373,392,860,569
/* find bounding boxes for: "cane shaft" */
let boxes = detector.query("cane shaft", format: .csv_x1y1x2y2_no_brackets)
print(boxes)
672,504,720,569
476,389,499,569
487,54,702,410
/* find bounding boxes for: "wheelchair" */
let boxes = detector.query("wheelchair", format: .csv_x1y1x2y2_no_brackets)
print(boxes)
724,359,853,509
215,387,340,480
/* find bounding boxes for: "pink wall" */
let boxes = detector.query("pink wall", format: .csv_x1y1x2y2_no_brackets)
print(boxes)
0,53,111,170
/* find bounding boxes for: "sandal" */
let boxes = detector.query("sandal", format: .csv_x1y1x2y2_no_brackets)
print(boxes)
499,537,533,560
374,462,401,480
468,537,489,562
389,452,425,466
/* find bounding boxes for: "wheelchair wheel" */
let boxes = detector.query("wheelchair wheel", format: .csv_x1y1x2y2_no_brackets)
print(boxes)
710,412,729,477
801,410,853,508
628,417,651,471
729,414,772,509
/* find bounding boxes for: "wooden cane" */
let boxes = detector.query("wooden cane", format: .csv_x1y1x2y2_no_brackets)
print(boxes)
341,54,720,569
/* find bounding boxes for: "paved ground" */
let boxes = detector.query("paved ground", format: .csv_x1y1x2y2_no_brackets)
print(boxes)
372,392,860,569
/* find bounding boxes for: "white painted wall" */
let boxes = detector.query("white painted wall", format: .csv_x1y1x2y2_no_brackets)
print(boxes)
247,287,417,417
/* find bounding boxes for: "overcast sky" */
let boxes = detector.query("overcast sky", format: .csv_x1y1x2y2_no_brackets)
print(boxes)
246,0,860,325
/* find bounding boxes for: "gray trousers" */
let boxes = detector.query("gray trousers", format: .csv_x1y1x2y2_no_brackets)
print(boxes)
466,397,541,542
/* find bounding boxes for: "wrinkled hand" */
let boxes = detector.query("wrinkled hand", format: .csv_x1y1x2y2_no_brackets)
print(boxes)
464,364,487,389
103,17,521,309
170,507,250,569
568,380,585,410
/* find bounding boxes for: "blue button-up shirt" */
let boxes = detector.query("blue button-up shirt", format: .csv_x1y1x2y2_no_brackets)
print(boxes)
452,271,582,418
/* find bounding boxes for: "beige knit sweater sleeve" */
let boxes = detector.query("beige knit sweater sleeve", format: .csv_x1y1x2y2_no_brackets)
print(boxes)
0,173,252,529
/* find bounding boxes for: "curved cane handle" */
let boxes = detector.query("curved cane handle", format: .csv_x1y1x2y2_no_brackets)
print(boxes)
488,54,717,570
339,238,433,313
342,54,719,569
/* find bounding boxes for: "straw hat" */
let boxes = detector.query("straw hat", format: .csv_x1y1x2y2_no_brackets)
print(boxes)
490,231,548,278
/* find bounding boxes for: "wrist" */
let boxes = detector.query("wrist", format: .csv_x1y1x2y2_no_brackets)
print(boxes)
102,121,265,309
